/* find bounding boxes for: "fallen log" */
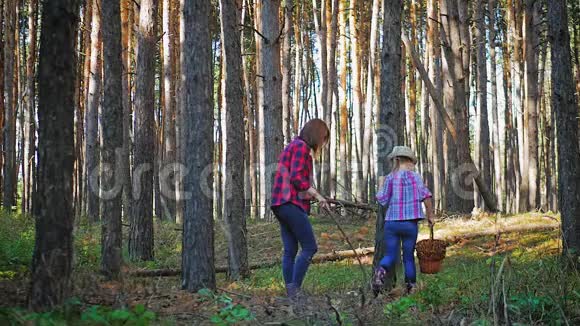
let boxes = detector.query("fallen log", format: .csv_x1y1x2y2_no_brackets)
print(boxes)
128,223,559,278
129,248,376,278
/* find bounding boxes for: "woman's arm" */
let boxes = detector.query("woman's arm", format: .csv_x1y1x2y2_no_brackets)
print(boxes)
305,187,330,211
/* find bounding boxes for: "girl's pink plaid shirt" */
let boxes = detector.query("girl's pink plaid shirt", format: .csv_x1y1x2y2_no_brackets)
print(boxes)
376,170,432,221
270,137,313,213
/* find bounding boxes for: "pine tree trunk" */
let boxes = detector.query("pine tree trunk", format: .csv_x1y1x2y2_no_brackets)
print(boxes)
428,0,444,211
407,0,418,152
338,0,349,200
101,0,124,280
281,0,292,144
129,0,158,261
489,0,502,211
293,2,302,136
257,0,283,219
24,0,38,213
181,0,215,292
29,0,80,310
327,0,338,198
440,0,474,213
219,0,249,280
350,0,364,201
159,0,177,221
474,0,492,211
121,0,133,222
373,0,404,289
86,0,102,222
547,0,580,256
524,0,540,210
3,0,17,208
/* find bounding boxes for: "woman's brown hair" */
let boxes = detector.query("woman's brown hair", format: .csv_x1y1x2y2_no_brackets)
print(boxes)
299,119,330,153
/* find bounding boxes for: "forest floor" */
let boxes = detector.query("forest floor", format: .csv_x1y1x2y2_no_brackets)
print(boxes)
1,211,579,325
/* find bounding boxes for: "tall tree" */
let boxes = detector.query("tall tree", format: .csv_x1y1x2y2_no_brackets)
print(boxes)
101,0,124,280
181,0,215,291
489,0,502,211
129,0,158,261
327,0,338,198
361,0,379,203
24,0,38,213
219,0,249,280
524,0,540,209
85,0,102,222
407,0,418,152
29,0,80,310
373,0,404,288
351,0,364,200
3,0,17,208
440,0,474,213
160,0,177,220
427,0,444,210
121,0,133,222
257,0,283,219
547,0,580,256
281,0,292,143
338,0,349,199
474,0,491,210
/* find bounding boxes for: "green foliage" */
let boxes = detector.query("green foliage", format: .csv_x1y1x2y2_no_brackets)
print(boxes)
0,299,158,326
197,289,255,325
0,210,34,277
384,296,422,322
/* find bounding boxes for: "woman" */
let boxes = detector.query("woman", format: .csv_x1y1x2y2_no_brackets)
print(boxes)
271,119,330,298
373,145,435,295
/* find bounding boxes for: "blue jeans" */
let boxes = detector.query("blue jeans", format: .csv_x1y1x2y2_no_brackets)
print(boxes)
380,220,419,283
272,203,318,288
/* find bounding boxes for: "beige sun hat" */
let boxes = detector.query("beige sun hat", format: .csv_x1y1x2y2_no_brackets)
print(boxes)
387,145,418,163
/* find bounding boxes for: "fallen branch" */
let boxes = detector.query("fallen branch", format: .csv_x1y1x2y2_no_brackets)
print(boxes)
128,223,559,278
327,199,377,211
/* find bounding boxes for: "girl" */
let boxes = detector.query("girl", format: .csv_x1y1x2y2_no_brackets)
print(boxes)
271,119,330,298
373,145,434,294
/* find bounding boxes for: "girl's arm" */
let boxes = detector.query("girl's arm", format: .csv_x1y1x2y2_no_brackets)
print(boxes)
376,175,392,206
305,187,330,211
423,197,435,225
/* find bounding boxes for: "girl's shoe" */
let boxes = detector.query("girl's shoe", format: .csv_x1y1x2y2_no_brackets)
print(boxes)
286,283,299,298
371,267,387,295
406,282,417,295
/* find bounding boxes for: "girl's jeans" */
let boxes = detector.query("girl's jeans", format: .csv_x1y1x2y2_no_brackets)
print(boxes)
379,220,419,283
272,203,318,288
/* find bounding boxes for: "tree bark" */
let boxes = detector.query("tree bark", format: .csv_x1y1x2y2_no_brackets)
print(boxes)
85,0,102,222
474,0,492,211
181,0,215,291
440,0,474,214
350,0,364,201
373,0,404,289
488,0,502,212
327,0,338,198
159,0,177,221
407,0,418,153
219,0,249,280
29,0,80,311
338,0,349,200
24,0,38,213
129,0,158,261
257,0,284,219
281,0,292,144
121,0,133,223
3,0,17,208
547,0,580,256
427,0,444,211
101,0,124,280
524,0,540,210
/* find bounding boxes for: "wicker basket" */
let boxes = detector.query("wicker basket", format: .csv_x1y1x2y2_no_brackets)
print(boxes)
416,225,447,274
418,257,443,274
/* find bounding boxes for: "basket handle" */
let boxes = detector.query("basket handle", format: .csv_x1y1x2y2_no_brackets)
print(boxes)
429,223,434,240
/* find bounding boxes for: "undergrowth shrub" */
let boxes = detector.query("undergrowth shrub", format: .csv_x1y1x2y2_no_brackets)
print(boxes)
0,210,34,278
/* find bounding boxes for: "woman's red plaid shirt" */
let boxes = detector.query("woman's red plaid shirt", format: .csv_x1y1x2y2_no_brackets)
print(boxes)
270,137,313,213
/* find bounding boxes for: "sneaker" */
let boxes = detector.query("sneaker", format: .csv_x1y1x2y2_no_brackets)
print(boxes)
371,267,387,295
286,283,299,298
406,282,417,295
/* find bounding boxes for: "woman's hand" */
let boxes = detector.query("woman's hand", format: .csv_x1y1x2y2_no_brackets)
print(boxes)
317,196,331,212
